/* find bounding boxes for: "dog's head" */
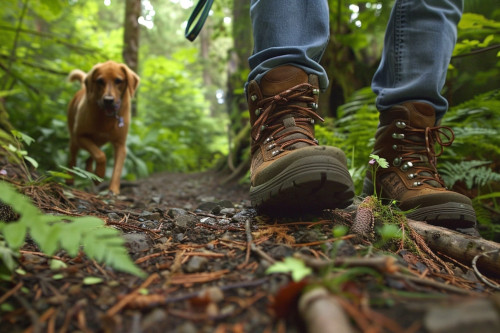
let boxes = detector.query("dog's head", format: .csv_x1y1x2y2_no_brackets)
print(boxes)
85,61,140,114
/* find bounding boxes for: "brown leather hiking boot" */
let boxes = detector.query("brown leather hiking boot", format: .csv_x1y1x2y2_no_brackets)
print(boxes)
247,65,354,215
362,102,476,228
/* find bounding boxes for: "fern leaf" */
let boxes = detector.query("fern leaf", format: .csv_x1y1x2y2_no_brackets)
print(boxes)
0,182,145,278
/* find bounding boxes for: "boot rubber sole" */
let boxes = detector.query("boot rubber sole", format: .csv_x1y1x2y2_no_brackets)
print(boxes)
363,177,476,229
250,155,354,215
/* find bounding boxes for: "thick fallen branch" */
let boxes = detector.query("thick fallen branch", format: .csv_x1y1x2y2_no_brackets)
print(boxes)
407,220,500,277
298,287,354,333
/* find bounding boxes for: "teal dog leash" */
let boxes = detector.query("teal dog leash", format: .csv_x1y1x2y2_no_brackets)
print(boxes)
185,0,215,41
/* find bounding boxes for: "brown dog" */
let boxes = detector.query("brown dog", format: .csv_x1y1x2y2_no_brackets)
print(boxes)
67,61,140,194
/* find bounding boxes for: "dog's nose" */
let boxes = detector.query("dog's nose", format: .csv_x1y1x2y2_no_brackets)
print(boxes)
103,96,115,106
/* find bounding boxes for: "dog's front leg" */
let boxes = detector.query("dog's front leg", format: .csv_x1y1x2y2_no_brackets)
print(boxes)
109,142,127,194
76,137,107,181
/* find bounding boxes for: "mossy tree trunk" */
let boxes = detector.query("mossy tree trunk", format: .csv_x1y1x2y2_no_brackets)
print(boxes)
220,0,252,182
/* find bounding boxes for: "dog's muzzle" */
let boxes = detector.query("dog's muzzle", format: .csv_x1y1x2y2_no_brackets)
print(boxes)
100,96,121,116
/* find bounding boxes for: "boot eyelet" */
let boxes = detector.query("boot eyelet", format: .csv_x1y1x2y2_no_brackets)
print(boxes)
396,121,406,129
309,103,318,110
264,136,273,143
313,138,319,144
312,88,320,95
267,143,276,150
271,150,282,157
310,118,315,124
412,181,422,187
407,173,416,179
260,125,267,132
255,108,262,116
392,144,398,150
392,133,405,139
400,162,413,171
250,94,258,102
393,157,402,166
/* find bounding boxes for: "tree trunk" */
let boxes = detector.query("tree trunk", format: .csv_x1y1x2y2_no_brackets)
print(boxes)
123,0,140,117
221,0,252,178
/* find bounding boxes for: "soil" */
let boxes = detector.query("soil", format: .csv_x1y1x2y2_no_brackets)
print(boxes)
1,170,500,333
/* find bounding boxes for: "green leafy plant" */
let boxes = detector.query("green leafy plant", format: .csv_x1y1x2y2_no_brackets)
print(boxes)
368,153,389,197
266,257,313,282
0,182,145,279
1,130,39,182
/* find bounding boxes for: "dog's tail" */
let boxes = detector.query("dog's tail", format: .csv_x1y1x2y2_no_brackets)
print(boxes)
68,69,86,85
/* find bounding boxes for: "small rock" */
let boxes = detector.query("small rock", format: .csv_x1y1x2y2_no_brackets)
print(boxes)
269,245,294,259
218,200,234,209
231,209,255,223
174,215,198,230
141,308,168,331
184,256,208,273
220,208,236,215
122,233,150,252
107,212,120,220
296,230,320,243
139,211,162,221
196,202,221,214
150,196,162,204
167,208,188,218
198,286,224,303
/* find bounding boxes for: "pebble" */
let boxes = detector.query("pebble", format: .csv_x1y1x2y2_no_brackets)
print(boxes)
107,212,120,220
122,233,150,252
174,215,198,230
184,256,208,273
141,308,168,331
167,208,188,218
269,244,294,259
139,211,162,221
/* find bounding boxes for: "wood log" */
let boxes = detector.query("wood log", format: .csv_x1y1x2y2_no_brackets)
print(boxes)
408,220,500,277
298,287,354,333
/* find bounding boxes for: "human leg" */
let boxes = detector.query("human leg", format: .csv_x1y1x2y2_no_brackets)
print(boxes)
247,0,354,214
366,0,476,228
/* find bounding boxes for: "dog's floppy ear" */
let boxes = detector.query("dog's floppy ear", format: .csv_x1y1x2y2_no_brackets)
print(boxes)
120,64,140,97
84,64,101,95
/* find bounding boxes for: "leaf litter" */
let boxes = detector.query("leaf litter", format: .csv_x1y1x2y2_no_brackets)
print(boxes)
1,170,500,332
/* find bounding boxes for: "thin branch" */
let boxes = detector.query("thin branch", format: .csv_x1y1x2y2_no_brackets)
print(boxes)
452,44,500,59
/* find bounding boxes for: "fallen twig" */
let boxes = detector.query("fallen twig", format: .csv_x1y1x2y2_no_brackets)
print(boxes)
298,287,355,333
294,253,399,274
106,273,159,317
472,250,500,291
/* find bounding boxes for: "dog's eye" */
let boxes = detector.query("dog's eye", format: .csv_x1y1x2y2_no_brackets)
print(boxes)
96,78,105,85
115,78,123,84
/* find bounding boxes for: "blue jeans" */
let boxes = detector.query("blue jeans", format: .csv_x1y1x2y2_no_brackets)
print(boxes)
248,0,463,121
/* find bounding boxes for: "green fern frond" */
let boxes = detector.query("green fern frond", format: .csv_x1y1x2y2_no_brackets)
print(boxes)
440,160,500,189
0,182,145,278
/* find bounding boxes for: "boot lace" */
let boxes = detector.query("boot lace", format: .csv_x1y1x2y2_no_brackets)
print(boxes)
251,83,323,154
395,124,454,187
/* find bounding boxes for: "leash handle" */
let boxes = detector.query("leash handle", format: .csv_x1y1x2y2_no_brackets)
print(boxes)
185,0,215,42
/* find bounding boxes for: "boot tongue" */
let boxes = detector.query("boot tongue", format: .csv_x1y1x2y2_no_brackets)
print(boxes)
259,66,314,151
260,66,309,96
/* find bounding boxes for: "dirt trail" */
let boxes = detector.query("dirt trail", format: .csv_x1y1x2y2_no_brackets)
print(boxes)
1,170,500,332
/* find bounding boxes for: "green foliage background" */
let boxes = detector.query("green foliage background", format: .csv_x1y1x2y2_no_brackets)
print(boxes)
0,0,499,237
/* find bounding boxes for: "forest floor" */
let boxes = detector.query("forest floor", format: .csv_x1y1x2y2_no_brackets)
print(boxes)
1,168,500,333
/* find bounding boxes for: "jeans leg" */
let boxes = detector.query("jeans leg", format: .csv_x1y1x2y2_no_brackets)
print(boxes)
248,0,330,91
372,0,463,121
